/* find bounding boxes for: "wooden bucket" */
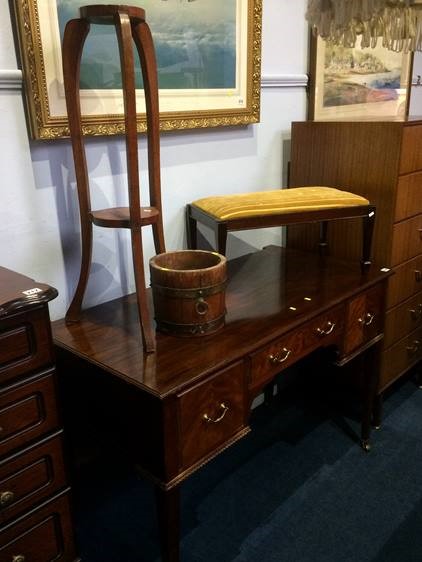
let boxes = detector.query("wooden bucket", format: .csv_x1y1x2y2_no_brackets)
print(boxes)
149,250,227,336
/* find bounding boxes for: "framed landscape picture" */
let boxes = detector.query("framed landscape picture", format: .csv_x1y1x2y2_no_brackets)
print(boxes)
308,35,413,120
12,0,262,139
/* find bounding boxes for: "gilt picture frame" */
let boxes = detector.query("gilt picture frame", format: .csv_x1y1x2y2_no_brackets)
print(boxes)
308,34,413,121
12,0,262,139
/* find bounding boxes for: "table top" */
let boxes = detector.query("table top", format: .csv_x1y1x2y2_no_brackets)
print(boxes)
52,246,390,398
0,267,58,317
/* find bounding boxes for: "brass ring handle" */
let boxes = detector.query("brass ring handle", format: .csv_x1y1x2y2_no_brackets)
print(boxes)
316,321,335,336
406,340,420,355
409,304,422,320
0,490,15,506
12,556,26,562
195,297,209,316
203,403,229,424
269,348,292,364
359,312,375,326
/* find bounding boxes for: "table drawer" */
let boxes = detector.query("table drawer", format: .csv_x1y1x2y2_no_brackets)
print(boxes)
384,291,422,348
250,307,344,390
0,308,53,386
399,124,422,174
387,255,422,308
395,172,422,222
250,329,302,390
301,305,344,351
0,370,59,458
380,325,422,390
0,489,77,562
0,431,66,525
343,284,384,356
178,361,246,469
391,214,422,266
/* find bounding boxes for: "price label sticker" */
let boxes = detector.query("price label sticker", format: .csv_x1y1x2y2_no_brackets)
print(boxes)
22,287,42,296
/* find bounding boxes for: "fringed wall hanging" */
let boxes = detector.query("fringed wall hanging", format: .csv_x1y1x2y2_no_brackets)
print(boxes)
306,0,422,52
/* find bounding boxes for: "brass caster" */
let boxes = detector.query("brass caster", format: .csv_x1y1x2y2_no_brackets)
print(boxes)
361,440,371,452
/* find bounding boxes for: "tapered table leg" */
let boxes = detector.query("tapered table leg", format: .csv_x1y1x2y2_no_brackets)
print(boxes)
361,341,381,451
155,485,181,562
373,392,383,430
415,367,422,389
361,205,376,272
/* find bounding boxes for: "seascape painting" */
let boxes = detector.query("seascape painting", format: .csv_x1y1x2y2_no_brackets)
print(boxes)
56,0,237,90
310,36,412,119
13,0,260,137
323,44,405,109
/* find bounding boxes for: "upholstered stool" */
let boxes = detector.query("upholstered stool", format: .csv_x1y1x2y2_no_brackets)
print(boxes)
186,186,375,269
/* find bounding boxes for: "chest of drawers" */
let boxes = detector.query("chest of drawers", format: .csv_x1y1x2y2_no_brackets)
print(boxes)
288,119,422,392
0,268,78,561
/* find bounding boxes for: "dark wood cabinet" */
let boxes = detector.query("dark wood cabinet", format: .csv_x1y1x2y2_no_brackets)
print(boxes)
288,118,422,392
0,268,78,561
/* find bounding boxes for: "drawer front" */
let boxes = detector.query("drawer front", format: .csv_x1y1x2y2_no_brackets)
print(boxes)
250,329,302,390
0,308,53,386
399,124,422,174
380,326,422,390
395,172,422,222
384,291,422,348
0,431,66,525
391,214,422,266
0,371,59,458
0,490,77,562
301,305,345,351
387,255,422,308
178,361,246,469
250,307,344,390
343,285,383,356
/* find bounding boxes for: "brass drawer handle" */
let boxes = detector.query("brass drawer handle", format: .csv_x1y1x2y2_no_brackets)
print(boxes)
316,321,336,336
12,556,26,562
409,304,422,320
0,490,15,506
415,270,422,283
418,227,422,239
203,403,229,424
269,348,292,364
358,312,375,326
407,340,420,355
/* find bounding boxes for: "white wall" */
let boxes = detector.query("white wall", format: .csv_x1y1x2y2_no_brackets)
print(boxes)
1,1,308,320
409,51,422,115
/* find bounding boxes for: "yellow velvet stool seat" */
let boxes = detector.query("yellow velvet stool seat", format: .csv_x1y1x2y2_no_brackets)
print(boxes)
186,186,375,269
191,187,369,220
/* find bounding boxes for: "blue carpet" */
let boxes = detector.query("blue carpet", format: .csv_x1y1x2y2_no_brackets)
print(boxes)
73,375,422,561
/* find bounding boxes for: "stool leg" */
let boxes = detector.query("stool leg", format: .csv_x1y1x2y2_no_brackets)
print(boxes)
217,223,228,255
186,205,197,249
62,19,92,323
318,221,329,256
361,206,376,272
